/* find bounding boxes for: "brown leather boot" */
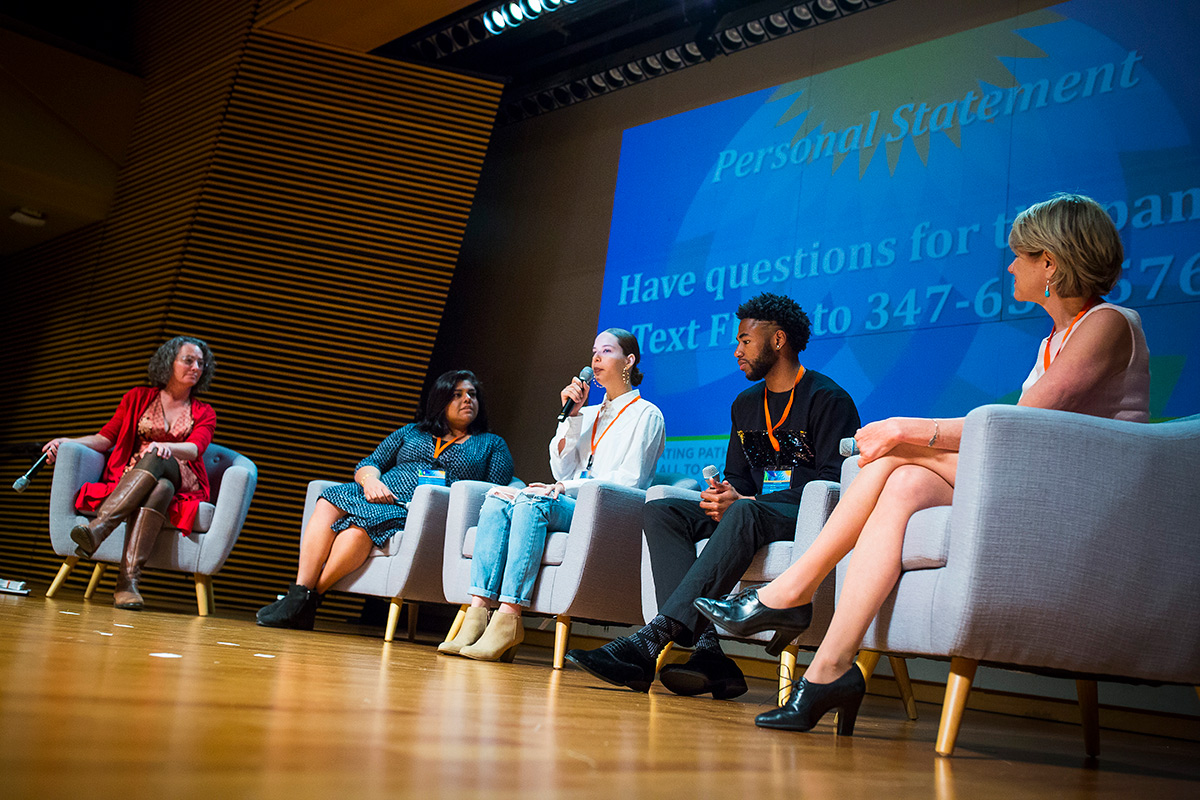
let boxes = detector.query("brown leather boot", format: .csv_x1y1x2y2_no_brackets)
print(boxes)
113,507,166,610
71,468,158,558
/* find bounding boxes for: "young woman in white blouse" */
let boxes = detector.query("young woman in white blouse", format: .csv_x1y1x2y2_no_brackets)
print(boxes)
439,328,666,662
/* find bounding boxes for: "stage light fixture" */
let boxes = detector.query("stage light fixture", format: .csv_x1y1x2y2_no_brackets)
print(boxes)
435,31,454,53
552,85,572,106
484,9,506,34
621,61,645,82
603,67,627,89
570,80,591,101
837,0,866,11
537,91,557,111
502,3,525,26
765,12,791,36
642,54,664,76
787,4,814,27
681,42,704,64
588,74,609,94
451,23,471,48
812,0,840,21
662,48,685,69
716,26,745,52
743,20,767,43
520,0,543,20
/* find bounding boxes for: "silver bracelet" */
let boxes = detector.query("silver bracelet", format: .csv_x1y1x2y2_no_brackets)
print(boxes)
928,419,940,448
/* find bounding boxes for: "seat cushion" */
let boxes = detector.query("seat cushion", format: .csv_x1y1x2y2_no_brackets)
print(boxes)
462,526,570,566
900,505,952,570
696,539,796,583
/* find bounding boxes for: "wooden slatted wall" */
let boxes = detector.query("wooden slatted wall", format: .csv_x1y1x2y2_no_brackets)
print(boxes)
0,1,502,621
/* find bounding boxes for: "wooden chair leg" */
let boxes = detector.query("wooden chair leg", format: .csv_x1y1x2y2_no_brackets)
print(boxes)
654,641,674,673
46,556,79,598
935,657,978,757
193,573,214,616
1076,679,1100,758
553,615,571,669
384,597,403,642
406,601,419,642
889,656,919,720
444,604,468,643
83,563,106,599
778,642,800,706
856,649,881,688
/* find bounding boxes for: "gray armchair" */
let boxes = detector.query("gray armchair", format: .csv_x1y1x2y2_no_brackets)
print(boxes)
443,473,700,668
45,440,257,615
300,479,454,642
840,404,1200,756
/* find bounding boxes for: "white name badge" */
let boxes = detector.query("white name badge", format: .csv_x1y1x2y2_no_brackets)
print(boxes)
762,469,792,495
417,469,447,487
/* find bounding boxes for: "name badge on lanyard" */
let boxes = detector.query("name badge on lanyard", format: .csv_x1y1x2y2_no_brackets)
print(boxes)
417,468,447,487
762,469,792,495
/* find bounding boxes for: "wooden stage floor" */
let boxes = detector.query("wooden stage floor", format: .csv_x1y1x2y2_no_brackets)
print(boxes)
2,593,1198,799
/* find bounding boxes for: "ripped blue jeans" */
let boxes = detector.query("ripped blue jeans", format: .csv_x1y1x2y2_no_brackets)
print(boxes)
469,491,576,607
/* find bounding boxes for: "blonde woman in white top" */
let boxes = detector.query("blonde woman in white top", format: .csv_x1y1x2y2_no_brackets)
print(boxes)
440,328,666,662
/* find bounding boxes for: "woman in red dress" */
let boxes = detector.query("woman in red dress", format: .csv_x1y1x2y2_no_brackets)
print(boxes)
43,336,217,609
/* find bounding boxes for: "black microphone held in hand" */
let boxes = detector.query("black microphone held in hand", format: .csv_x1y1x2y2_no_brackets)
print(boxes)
12,451,50,493
557,367,595,422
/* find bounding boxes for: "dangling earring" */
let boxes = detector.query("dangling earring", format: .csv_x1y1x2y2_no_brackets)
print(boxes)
1045,278,1051,298
622,364,631,386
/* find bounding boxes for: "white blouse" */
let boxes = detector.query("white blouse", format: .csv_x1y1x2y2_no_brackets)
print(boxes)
548,389,666,496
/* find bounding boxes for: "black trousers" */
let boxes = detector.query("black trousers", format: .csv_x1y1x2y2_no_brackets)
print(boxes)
646,497,800,646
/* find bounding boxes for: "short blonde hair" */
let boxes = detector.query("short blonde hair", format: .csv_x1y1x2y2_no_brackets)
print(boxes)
1008,193,1124,298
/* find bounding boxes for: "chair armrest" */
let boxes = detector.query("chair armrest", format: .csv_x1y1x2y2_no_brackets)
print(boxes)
791,479,840,557
300,480,340,539
933,405,1200,680
646,485,702,504
48,441,105,555
194,463,257,575
550,481,648,622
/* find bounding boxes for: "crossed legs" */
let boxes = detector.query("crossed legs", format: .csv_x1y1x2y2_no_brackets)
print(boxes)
296,497,374,594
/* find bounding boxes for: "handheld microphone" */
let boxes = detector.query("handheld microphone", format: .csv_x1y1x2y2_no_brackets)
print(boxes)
557,367,594,422
701,464,721,484
839,438,859,457
12,451,50,493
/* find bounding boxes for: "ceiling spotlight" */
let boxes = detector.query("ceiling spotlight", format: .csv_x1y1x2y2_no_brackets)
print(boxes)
642,54,664,76
570,80,591,101
520,0,543,20
603,67,627,89
502,3,525,26
662,48,684,69
765,13,790,36
717,27,745,51
435,31,454,54
537,91,557,111
743,20,767,43
588,74,609,94
838,0,866,11
812,0,840,20
467,17,486,40
621,61,645,82
451,23,471,48
787,4,814,27
552,85,572,105
484,10,506,34
681,42,704,64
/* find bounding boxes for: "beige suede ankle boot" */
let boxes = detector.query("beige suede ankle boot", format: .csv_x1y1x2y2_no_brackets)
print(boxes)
459,610,524,663
437,606,490,656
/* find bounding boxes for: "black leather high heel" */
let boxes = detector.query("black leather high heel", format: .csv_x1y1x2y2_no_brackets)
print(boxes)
755,665,866,735
693,589,813,657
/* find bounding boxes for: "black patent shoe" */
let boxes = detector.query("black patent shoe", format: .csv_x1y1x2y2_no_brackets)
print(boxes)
659,648,748,700
755,665,866,735
256,583,322,630
693,589,813,656
564,637,656,693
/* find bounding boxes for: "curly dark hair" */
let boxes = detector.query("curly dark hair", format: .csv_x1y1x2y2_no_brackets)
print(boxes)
736,293,812,353
416,370,490,437
602,327,644,387
147,336,216,395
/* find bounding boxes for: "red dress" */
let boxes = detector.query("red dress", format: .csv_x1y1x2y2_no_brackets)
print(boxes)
74,386,217,534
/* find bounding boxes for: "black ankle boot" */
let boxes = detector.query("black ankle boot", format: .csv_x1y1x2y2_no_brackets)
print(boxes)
755,665,866,735
256,584,322,630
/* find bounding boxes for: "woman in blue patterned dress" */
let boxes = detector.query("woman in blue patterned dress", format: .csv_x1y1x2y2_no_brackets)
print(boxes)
257,370,514,629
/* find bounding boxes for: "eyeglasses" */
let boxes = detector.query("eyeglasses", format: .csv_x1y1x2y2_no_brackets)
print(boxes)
178,356,205,368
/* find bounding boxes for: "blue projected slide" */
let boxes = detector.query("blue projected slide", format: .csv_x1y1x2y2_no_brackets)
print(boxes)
595,0,1200,477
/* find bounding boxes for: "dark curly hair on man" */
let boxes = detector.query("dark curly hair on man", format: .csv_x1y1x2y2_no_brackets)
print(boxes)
735,292,812,353
146,336,216,395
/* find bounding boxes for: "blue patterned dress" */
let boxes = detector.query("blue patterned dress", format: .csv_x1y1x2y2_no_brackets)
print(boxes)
320,424,514,546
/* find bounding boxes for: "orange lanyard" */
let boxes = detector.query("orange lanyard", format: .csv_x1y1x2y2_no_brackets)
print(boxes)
433,434,464,461
587,395,642,470
1043,298,1099,371
764,366,805,452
